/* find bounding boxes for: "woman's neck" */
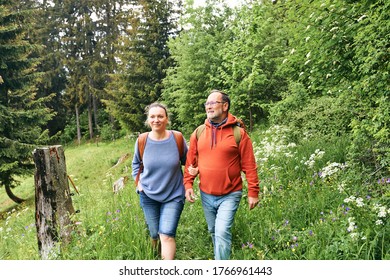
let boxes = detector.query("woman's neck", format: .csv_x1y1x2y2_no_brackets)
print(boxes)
149,130,169,140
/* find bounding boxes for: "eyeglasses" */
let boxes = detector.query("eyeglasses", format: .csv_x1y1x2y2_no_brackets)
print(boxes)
204,101,225,107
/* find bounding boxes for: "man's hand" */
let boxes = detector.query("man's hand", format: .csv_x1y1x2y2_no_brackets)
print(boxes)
248,196,259,210
185,188,196,203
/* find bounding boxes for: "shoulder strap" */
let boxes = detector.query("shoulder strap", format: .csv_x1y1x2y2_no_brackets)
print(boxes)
196,123,241,146
135,132,148,186
233,125,242,146
137,132,149,160
171,130,184,158
195,124,206,140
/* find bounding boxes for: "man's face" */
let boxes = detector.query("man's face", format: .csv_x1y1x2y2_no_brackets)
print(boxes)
204,92,228,123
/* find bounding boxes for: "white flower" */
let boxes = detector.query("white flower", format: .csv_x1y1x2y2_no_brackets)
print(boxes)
344,196,356,203
338,182,345,193
350,232,358,240
378,207,387,218
355,197,364,207
376,220,383,225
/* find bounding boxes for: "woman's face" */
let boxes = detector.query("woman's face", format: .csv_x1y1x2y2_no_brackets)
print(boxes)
147,106,168,132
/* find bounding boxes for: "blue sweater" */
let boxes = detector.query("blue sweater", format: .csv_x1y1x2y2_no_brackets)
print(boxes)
132,132,187,203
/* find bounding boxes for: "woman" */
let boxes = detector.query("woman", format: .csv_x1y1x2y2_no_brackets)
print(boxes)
132,102,188,260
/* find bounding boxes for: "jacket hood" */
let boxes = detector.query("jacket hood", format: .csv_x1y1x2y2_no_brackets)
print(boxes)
204,113,238,128
204,113,239,148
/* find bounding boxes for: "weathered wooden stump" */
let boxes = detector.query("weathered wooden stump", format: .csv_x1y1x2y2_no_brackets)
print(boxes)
33,145,75,259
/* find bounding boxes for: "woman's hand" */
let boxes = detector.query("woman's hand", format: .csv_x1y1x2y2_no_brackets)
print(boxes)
187,165,199,176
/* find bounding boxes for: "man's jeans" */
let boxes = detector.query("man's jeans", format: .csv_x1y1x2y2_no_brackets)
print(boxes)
200,190,242,260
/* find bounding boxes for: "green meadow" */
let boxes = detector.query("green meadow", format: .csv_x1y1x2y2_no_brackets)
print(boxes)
1,126,389,260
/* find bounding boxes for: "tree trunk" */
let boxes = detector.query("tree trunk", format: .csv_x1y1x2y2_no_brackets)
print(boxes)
4,184,25,204
75,104,81,145
88,93,94,140
33,145,75,260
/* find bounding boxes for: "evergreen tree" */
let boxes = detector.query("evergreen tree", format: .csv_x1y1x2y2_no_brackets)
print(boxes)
105,0,179,133
0,0,53,203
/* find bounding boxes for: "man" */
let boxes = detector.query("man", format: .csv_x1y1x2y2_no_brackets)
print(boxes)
184,89,260,260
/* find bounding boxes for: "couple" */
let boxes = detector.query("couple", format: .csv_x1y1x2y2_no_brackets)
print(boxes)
131,89,260,260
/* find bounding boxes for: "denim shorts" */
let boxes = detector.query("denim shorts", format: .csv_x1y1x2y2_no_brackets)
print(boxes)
139,191,184,239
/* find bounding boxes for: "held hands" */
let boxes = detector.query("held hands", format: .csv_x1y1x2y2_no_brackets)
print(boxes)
187,165,199,176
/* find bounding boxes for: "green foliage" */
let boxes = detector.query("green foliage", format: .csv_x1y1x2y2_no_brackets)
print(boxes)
162,0,235,134
0,0,54,193
2,128,389,260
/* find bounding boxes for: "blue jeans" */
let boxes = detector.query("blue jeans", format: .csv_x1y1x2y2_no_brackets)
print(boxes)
139,191,184,239
200,190,242,260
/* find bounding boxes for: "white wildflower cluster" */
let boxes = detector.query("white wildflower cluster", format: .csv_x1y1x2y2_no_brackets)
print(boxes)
344,196,365,207
302,149,325,169
254,125,297,163
347,217,356,232
319,162,348,178
373,203,389,226
337,182,345,193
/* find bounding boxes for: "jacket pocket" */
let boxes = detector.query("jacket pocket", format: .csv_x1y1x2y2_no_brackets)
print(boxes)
199,166,233,195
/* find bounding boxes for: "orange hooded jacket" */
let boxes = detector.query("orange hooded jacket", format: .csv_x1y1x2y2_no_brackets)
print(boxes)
184,113,259,198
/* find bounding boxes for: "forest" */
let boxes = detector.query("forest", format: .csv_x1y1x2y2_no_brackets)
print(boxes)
0,0,389,260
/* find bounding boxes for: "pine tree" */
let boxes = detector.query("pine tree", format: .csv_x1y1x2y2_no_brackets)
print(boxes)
105,0,179,133
0,0,53,203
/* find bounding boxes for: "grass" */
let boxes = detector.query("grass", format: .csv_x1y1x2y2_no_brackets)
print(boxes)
1,127,389,260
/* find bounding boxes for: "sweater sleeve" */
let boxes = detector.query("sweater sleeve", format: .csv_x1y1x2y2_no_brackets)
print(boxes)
239,131,260,198
131,140,141,180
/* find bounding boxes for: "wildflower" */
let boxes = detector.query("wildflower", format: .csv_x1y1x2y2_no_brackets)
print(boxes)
338,182,345,193
375,220,383,226
347,217,356,232
292,236,298,242
116,209,121,213
356,197,364,207
350,232,358,240
284,220,289,226
344,196,355,203
378,207,387,218
242,242,254,249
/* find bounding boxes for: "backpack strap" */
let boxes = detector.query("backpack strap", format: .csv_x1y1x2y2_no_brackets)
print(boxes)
233,125,242,146
171,130,185,159
196,124,241,146
195,124,206,140
135,132,148,186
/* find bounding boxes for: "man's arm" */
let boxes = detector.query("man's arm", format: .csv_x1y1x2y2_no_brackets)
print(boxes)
239,131,260,209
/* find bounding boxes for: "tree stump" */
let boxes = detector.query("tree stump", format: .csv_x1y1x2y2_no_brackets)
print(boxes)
33,145,75,259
